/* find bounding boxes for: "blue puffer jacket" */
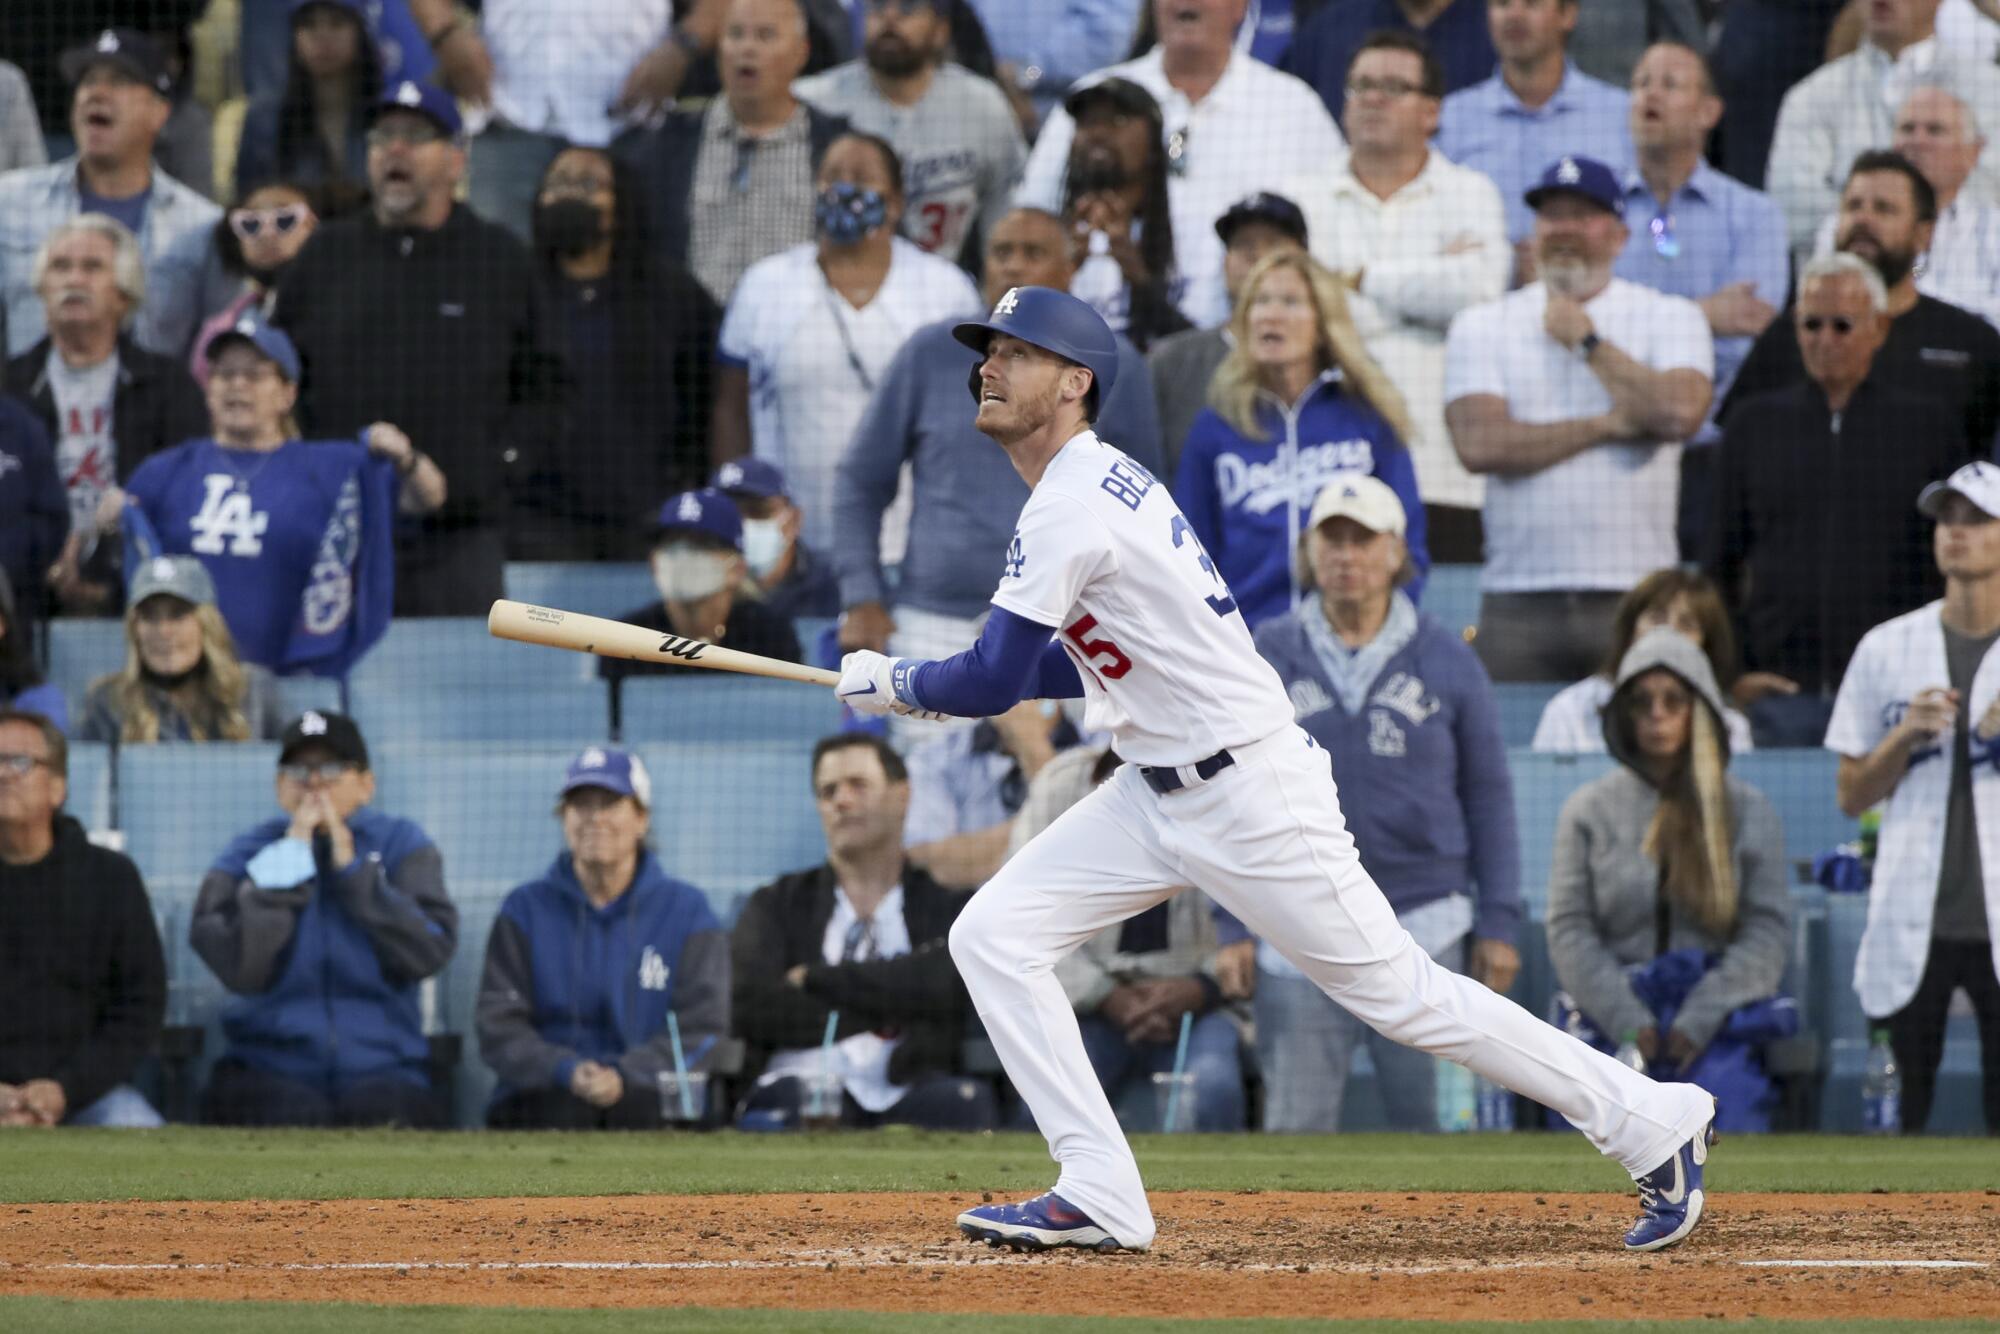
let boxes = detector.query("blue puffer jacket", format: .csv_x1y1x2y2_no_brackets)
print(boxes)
1173,369,1429,630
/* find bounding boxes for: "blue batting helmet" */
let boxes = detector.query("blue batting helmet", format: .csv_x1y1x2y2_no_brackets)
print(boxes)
953,286,1118,416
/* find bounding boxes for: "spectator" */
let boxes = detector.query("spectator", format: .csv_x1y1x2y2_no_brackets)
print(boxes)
615,0,850,306
602,489,802,685
794,0,1027,265
1247,476,1518,1131
1813,83,2000,331
1547,628,1792,1132
1768,0,2000,263
1148,193,1305,480
479,747,730,1129
190,181,321,389
1175,250,1428,629
904,699,1084,889
712,458,839,620
1533,568,1755,755
1285,1,1493,123
513,146,721,560
1708,254,1969,746
235,1,381,211
103,312,441,677
732,733,996,1129
1565,0,1704,89
0,707,166,1128
77,556,285,745
0,29,224,360
238,0,441,112
1711,0,1847,191
1289,29,1508,562
1829,460,2000,1134
1729,152,2000,460
968,0,1144,126
0,400,65,645
0,60,47,174
712,131,981,549
0,573,66,731
193,710,455,1127
1018,0,1346,328
833,207,1161,679
1444,155,1713,682
7,215,210,618
275,81,565,615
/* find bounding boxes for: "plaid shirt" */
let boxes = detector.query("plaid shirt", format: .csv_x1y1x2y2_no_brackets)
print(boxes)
0,158,223,360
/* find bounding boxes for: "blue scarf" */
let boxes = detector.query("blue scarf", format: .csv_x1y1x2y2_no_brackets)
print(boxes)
1299,590,1419,715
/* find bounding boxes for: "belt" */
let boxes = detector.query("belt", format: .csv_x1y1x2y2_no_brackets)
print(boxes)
1134,748,1236,795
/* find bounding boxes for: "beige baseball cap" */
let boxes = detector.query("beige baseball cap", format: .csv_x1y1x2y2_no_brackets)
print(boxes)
1307,474,1407,537
1918,461,2000,521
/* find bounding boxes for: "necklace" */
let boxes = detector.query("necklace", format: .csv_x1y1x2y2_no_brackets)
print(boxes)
212,440,285,493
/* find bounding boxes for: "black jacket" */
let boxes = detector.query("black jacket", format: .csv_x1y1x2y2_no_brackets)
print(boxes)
599,597,802,682
1703,376,1970,695
0,393,66,632
273,204,567,528
731,863,971,1086
5,333,210,479
0,814,166,1112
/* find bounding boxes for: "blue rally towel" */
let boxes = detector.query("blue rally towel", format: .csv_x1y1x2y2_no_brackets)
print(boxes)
280,449,397,678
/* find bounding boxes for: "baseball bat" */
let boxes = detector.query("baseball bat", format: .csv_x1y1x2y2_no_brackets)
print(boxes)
487,599,840,687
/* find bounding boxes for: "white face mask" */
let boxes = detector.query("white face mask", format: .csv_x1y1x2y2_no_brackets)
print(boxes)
651,546,736,603
741,517,789,578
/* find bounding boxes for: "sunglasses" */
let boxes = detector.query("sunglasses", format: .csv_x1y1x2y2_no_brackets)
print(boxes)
1344,76,1426,100
1649,212,1678,259
1166,126,1188,178
228,203,313,241
279,760,357,784
366,121,445,149
1801,315,1857,335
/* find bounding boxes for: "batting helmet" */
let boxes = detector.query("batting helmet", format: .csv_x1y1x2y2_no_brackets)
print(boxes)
953,286,1119,416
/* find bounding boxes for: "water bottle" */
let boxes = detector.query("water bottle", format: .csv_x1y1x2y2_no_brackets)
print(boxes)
1434,1057,1474,1132
1863,1028,1901,1134
1615,1031,1647,1074
1474,1076,1515,1132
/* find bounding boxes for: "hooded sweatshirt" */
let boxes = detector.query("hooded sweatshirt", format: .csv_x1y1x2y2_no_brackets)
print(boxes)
1545,628,1791,1048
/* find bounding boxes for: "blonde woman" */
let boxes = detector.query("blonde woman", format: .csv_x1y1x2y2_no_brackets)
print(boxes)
1171,249,1429,629
78,556,284,744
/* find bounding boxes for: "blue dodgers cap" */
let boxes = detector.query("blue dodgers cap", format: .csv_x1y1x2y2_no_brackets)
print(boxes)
1215,191,1308,247
204,309,301,382
711,457,788,501
370,80,463,138
653,487,744,551
561,745,653,807
1523,155,1624,216
60,28,173,97
953,285,1119,405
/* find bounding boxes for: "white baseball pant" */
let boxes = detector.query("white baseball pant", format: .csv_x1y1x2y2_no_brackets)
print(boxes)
949,727,1715,1250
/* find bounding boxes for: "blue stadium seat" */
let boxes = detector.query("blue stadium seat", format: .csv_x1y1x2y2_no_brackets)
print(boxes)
620,676,844,744
46,618,126,703
1493,682,1562,748
346,617,590,692
273,674,343,719
119,744,284,931
348,680,611,744
1733,749,1855,871
64,741,113,833
503,563,654,617
1420,564,1480,638
1506,751,1612,913
369,742,578,887
638,740,826,905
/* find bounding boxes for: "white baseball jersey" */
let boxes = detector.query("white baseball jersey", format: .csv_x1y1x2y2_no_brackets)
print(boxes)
989,429,1293,766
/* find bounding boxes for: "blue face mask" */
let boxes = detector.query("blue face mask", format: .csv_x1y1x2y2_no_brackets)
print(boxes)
815,181,887,245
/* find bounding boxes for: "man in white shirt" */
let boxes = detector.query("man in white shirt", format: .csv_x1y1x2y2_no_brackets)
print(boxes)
1287,28,1507,561
1445,155,1714,682
1015,0,1344,328
1767,0,2000,264
794,0,1026,265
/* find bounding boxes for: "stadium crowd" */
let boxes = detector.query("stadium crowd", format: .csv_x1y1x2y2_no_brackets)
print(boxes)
1,0,1998,1138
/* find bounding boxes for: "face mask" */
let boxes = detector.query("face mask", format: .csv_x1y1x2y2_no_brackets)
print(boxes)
535,198,605,258
815,182,887,246
741,517,788,578
651,547,735,603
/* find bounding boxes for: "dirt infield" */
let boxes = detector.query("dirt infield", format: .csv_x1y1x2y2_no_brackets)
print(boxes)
3,1191,1997,1321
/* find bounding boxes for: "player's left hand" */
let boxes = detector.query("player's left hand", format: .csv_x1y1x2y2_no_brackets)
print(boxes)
837,651,946,722
1471,938,1521,995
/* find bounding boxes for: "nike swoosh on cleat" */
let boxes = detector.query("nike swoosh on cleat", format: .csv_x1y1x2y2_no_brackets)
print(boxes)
1660,1152,1687,1206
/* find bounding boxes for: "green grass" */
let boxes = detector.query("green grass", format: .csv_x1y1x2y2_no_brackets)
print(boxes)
0,1304,1995,1334
0,1129,1995,1203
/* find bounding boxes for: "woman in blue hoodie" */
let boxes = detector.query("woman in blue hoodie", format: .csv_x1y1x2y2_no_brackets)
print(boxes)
1173,250,1428,630
478,746,730,1129
1239,476,1517,1132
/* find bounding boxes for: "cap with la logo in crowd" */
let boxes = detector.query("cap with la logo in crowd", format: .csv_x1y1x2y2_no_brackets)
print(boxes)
60,29,173,97
279,710,371,768
560,745,653,808
1523,155,1623,216
367,79,464,138
710,457,789,501
652,487,744,552
1306,473,1408,537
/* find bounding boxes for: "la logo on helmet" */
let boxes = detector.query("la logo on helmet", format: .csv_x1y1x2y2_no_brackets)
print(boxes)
994,288,1021,317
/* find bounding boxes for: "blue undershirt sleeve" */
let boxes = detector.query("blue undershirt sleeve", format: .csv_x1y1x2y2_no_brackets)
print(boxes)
898,605,1081,717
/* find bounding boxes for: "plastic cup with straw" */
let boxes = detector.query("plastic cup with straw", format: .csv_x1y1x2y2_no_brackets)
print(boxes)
803,1010,841,1127
1163,1010,1193,1132
664,1010,697,1121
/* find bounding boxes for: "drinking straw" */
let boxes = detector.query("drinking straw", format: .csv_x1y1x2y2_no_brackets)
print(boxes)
1165,1010,1194,1132
665,1010,696,1120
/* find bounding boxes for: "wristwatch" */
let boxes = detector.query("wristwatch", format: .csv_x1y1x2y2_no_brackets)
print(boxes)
1577,331,1602,360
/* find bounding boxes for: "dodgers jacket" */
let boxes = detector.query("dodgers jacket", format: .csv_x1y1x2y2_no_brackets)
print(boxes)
1173,370,1428,630
476,850,730,1100
191,808,456,1088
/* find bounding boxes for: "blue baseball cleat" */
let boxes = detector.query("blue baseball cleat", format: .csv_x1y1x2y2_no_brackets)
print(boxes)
1624,1110,1717,1252
956,1191,1137,1253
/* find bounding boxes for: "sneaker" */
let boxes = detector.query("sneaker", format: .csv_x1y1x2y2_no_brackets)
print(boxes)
956,1191,1135,1252
1624,1114,1716,1252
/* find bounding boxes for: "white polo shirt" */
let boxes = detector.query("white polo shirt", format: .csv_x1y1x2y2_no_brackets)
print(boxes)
1288,148,1509,511
1015,48,1345,329
483,0,675,146
1442,277,1712,594
718,238,981,549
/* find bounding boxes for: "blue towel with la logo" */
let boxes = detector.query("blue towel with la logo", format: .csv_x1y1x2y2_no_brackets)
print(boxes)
121,434,396,677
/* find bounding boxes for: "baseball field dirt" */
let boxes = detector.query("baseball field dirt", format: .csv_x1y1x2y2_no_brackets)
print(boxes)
4,1190,1996,1322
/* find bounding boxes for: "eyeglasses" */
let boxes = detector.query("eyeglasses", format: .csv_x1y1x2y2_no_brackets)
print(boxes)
1800,315,1857,335
866,0,936,11
1344,76,1425,100
1165,126,1188,178
366,121,445,149
228,203,313,241
209,363,279,385
540,172,612,199
1649,212,1679,259
0,754,49,777
279,760,357,784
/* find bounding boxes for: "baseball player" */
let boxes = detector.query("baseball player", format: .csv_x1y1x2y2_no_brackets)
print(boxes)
837,287,1717,1255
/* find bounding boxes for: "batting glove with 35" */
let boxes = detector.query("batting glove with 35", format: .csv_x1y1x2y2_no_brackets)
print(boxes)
837,651,947,722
